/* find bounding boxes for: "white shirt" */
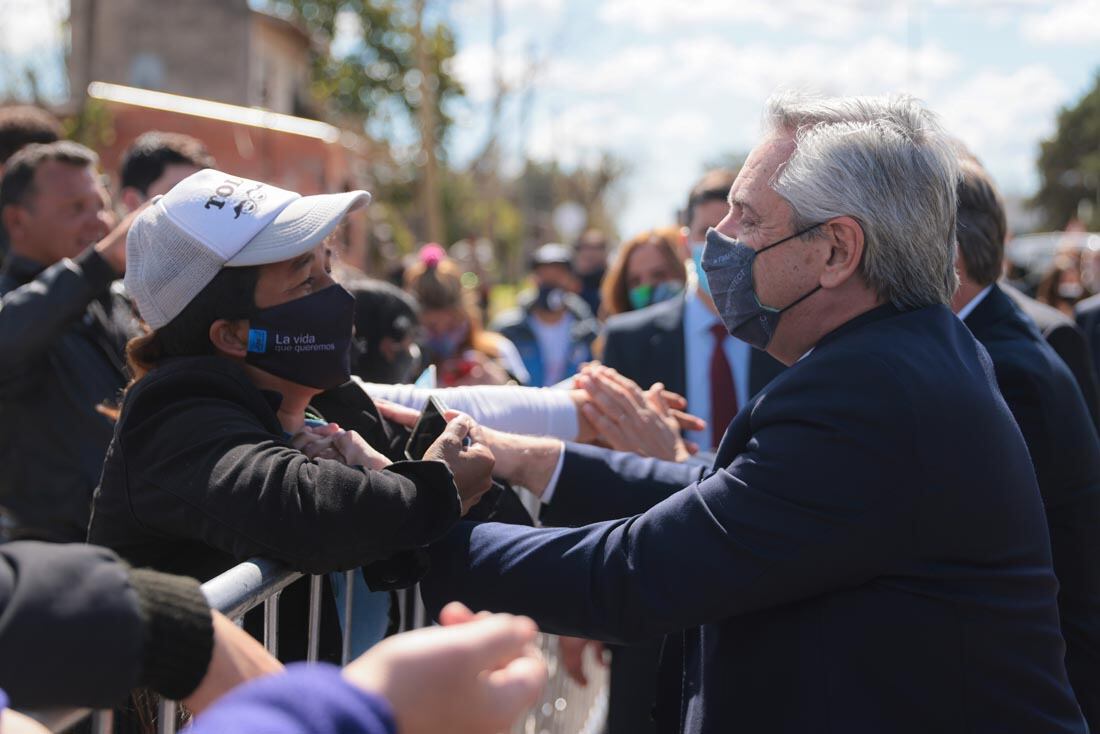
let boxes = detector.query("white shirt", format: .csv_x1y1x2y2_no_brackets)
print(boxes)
528,312,575,386
485,335,531,385
683,285,752,450
357,379,578,440
956,285,993,322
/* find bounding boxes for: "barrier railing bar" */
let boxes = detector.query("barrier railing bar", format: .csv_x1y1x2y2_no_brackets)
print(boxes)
307,574,322,662
201,558,300,621
156,699,177,734
341,570,355,665
91,710,113,734
263,591,281,657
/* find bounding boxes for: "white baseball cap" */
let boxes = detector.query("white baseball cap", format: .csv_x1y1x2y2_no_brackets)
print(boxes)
125,168,370,329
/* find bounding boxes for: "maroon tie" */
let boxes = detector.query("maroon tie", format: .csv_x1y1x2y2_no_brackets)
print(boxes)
710,323,738,448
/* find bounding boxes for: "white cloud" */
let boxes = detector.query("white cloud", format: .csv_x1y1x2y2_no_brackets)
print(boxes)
545,35,960,102
1022,0,1100,44
330,10,362,58
506,33,965,236
0,0,66,58
934,64,1068,192
598,0,907,39
452,0,564,21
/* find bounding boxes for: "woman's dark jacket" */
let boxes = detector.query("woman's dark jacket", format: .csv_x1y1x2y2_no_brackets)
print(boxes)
87,355,461,662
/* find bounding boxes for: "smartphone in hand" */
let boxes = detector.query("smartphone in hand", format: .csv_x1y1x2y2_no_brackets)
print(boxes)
404,395,449,460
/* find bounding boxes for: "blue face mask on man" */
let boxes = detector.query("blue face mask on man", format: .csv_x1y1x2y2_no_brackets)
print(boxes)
700,223,824,350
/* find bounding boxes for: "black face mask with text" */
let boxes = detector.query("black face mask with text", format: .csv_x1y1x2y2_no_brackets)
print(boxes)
245,284,356,390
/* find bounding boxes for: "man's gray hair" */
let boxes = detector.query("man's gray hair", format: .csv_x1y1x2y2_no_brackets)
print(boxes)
764,92,960,308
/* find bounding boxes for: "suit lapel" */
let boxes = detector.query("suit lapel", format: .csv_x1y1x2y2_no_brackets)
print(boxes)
747,348,785,397
712,392,760,469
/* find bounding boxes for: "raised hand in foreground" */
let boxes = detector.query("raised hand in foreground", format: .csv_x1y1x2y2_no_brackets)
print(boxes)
344,602,546,734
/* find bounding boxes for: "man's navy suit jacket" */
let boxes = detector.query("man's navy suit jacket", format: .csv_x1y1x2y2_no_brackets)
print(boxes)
600,294,785,399
965,284,1100,729
1002,284,1100,433
424,304,1086,734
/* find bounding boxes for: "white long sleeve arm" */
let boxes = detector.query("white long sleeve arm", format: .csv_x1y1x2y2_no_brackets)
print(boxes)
356,379,580,440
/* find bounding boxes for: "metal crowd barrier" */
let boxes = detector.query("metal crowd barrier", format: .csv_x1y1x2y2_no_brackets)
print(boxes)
26,558,608,734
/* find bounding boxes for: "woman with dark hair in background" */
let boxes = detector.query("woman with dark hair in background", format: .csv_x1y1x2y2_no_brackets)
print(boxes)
404,244,529,386
600,227,686,318
1038,250,1092,316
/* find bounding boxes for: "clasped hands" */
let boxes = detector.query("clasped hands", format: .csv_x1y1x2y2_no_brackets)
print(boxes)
571,363,704,462
291,417,495,516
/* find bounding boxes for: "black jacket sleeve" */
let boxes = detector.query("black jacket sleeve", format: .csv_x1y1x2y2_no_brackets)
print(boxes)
0,542,212,708
118,370,461,575
0,249,118,388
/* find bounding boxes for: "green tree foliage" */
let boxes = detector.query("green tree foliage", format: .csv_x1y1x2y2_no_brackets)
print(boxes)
269,0,462,154
1033,71,1100,230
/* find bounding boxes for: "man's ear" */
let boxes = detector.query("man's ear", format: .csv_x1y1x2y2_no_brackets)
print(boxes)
120,187,146,215
820,216,865,289
209,319,250,358
1,204,27,244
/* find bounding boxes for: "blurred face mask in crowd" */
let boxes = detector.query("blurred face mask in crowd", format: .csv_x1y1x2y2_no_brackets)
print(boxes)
701,224,823,350
424,320,470,360
628,280,683,310
356,338,421,385
535,284,567,312
245,283,356,390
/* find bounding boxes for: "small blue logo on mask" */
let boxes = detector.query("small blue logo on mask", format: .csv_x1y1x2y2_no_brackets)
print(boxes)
247,329,268,354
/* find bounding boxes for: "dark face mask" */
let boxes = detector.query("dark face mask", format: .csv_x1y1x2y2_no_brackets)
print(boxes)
701,223,823,350
245,284,356,390
356,341,422,385
535,284,566,312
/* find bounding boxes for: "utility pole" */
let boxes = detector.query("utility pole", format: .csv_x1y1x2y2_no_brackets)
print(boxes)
413,0,444,244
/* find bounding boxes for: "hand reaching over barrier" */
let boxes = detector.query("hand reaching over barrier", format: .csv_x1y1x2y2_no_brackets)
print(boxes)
575,365,704,462
424,415,496,515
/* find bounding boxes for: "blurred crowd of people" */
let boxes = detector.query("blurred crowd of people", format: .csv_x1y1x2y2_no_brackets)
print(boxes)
0,88,1098,734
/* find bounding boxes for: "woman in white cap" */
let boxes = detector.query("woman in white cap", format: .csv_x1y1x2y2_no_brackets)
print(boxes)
88,169,495,663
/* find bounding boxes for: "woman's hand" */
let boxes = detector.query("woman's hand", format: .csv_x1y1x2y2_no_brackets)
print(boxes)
291,423,391,470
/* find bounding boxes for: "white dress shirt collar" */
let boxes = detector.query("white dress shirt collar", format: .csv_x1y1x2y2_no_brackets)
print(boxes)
956,285,994,322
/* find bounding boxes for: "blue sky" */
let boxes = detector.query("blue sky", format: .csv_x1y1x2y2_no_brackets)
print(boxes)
3,0,1099,236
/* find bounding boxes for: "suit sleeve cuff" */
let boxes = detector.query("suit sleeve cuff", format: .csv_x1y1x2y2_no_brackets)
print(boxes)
537,444,567,504
128,568,215,700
